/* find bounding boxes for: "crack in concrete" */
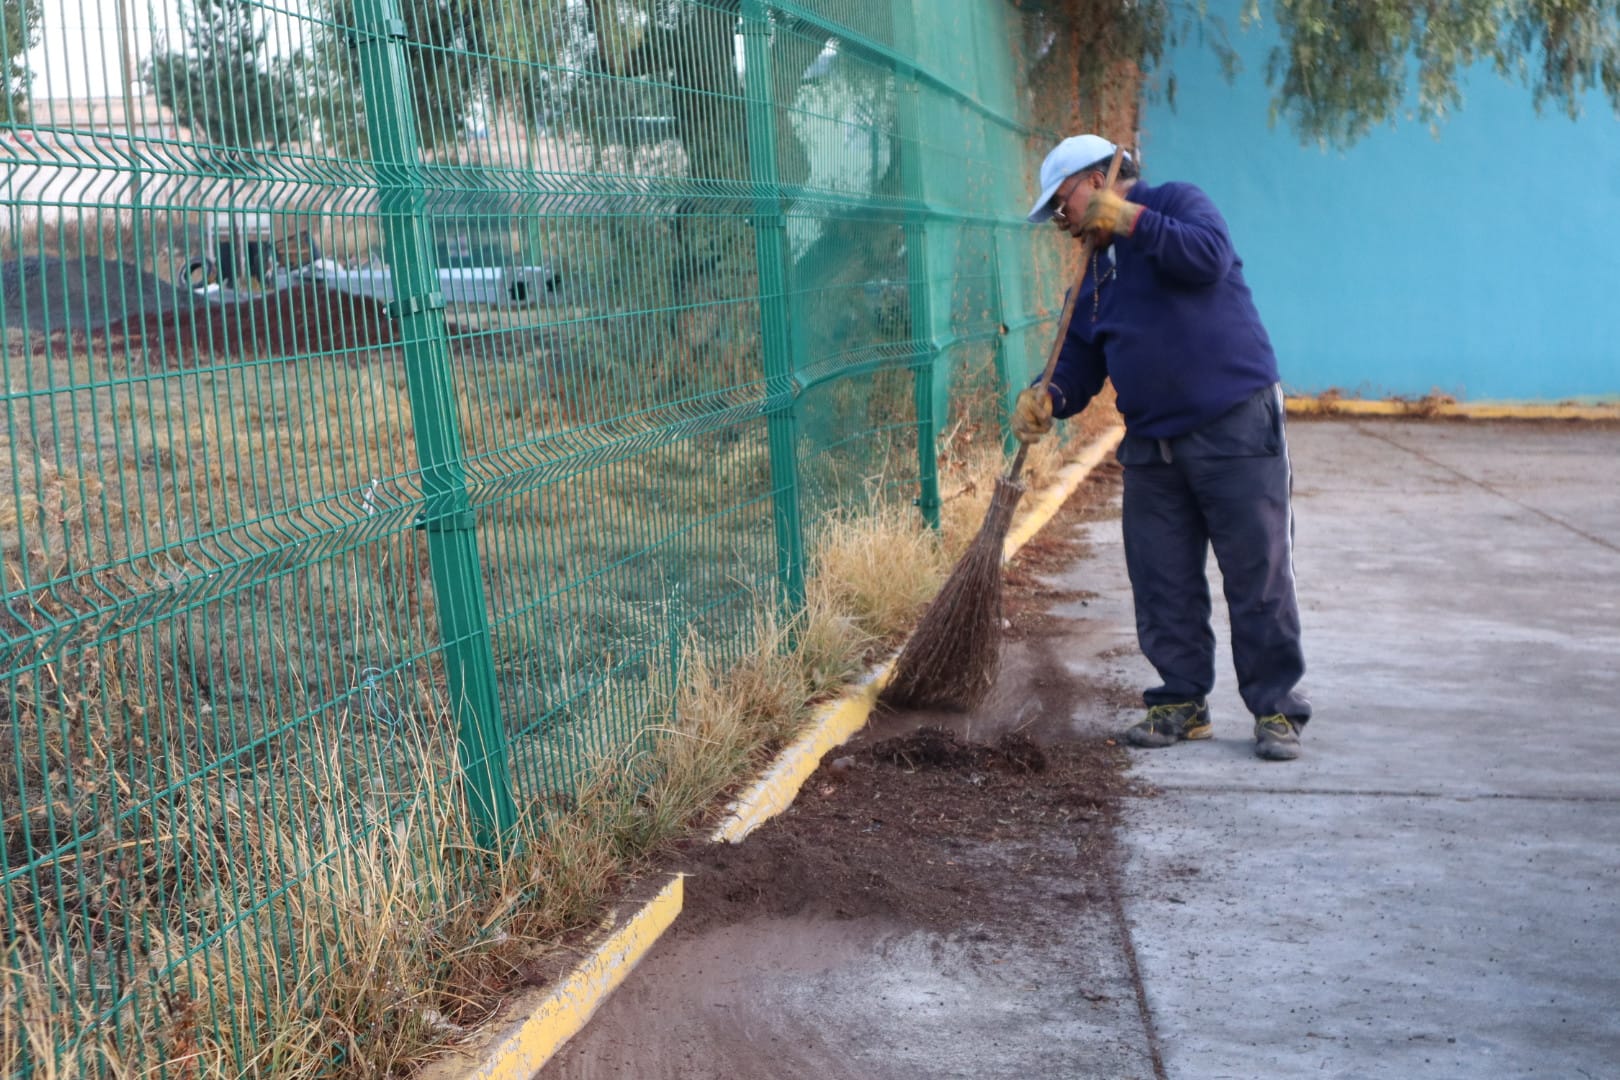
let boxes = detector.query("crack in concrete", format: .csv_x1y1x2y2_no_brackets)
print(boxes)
1103,836,1169,1080
1353,423,1620,556
1127,785,1620,804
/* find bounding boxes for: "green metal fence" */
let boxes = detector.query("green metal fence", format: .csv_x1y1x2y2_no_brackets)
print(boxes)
2,0,1079,1071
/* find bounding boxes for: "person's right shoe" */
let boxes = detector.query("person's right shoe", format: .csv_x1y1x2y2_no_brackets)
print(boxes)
1253,714,1303,760
1123,700,1212,748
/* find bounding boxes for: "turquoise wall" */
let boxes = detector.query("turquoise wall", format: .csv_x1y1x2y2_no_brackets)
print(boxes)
1138,14,1620,401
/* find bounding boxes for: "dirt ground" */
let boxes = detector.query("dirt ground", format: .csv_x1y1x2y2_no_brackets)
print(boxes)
542,462,1166,1080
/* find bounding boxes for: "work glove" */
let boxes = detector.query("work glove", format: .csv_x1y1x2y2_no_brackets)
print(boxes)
1012,386,1055,444
1079,188,1144,238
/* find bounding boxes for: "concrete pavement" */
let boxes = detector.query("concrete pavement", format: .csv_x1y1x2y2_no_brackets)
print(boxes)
1054,419,1620,1078
534,418,1619,1080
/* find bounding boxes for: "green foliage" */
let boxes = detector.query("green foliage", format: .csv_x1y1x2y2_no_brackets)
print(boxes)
2,0,38,122
304,0,744,164
312,0,505,154
145,0,305,151
567,0,753,179
1263,0,1620,145
1032,0,1620,147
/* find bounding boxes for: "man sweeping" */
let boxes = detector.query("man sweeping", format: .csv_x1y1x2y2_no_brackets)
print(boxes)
1016,134,1311,761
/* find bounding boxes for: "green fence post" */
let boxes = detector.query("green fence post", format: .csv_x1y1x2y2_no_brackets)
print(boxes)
349,0,516,840
891,2,944,530
896,81,943,531
741,0,807,611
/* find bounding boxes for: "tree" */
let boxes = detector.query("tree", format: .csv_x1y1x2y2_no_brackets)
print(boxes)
3,0,39,123
310,0,492,155
1033,0,1620,146
146,0,304,152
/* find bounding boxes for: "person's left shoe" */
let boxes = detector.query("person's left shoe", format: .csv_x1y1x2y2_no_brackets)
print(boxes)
1254,714,1302,761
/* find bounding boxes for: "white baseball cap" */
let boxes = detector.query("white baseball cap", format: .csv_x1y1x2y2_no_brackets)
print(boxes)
1026,134,1132,223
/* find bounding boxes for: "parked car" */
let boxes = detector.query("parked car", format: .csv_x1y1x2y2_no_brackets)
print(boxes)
187,211,566,308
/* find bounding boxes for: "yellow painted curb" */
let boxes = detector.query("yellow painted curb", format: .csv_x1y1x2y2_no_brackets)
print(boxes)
1003,425,1124,560
451,427,1126,1078
1286,397,1620,422
431,874,683,1080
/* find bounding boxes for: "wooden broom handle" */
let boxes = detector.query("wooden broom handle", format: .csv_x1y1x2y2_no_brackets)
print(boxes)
1007,145,1126,483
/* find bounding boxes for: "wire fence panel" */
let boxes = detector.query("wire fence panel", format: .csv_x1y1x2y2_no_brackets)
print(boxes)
2,0,1081,1072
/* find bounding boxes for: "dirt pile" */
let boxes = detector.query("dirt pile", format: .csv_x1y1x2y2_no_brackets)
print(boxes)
111,282,399,365
669,461,1135,944
867,725,1047,773
677,724,1130,938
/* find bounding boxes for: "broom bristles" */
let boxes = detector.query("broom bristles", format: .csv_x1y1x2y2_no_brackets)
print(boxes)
880,475,1026,711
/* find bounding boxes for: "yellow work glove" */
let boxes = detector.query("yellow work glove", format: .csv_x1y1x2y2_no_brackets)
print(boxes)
1012,386,1055,444
1079,188,1144,238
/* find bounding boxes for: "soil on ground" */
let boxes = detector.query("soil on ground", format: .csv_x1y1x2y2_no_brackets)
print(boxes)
674,461,1132,932
541,456,1157,1080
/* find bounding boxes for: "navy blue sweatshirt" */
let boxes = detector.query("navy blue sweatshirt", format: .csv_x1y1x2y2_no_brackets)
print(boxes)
1045,180,1279,439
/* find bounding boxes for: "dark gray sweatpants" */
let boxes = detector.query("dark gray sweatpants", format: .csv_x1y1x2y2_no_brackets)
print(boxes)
1119,383,1311,725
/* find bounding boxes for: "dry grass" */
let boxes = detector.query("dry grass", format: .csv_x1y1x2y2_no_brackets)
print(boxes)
3,213,146,263
0,578,870,1079
1,207,1113,1080
808,499,949,648
1,694,468,1079
0,337,420,595
0,306,773,714
0,468,959,1079
0,411,1105,1079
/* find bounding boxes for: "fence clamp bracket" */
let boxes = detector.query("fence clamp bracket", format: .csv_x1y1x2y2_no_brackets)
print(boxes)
387,291,446,320
346,19,409,46
415,510,478,533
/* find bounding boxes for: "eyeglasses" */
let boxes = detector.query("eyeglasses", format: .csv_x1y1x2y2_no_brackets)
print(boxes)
1048,194,1071,227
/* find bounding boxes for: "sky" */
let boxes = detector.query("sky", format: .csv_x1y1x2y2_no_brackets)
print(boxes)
27,0,164,101
26,0,308,102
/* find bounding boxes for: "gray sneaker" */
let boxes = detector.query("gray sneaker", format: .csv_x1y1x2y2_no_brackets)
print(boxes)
1124,701,1212,748
1254,714,1302,760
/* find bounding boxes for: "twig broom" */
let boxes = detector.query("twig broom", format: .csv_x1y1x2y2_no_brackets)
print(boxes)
880,148,1124,711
